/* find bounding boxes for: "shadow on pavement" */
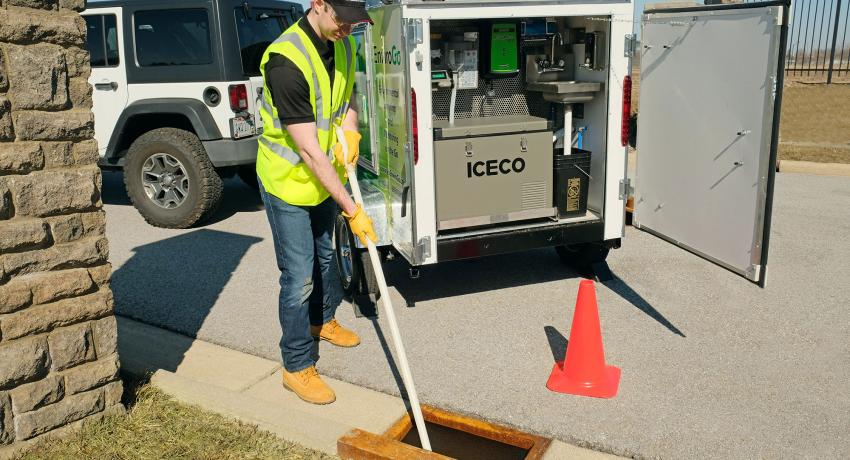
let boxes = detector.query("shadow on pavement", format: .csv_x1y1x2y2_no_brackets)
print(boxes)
112,228,263,372
544,326,569,364
101,170,132,206
369,318,413,409
360,250,619,401
101,170,264,225
385,248,583,305
381,248,685,338
569,260,685,338
602,274,686,338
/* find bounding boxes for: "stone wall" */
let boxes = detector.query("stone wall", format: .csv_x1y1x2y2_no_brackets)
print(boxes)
0,0,123,455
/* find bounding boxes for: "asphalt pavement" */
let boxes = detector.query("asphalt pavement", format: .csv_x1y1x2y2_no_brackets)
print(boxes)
103,170,850,459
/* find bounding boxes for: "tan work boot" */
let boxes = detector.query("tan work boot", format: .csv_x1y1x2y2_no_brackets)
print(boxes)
282,366,336,405
311,319,361,347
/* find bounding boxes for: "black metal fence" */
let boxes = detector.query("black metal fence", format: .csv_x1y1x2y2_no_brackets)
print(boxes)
747,0,850,83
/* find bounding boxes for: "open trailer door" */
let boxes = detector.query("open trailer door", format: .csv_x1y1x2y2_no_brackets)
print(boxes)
368,4,417,263
634,1,789,287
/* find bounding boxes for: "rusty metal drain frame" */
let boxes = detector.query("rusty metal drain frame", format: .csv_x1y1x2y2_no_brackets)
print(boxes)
338,404,552,459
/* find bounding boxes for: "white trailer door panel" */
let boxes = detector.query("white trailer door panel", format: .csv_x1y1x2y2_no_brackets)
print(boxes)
370,5,416,263
635,2,787,286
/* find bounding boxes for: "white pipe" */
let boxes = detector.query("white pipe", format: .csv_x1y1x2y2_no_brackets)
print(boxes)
449,82,458,126
449,64,463,127
563,104,573,155
449,72,458,126
337,127,432,452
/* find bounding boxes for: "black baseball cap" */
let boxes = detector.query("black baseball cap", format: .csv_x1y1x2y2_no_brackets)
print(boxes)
325,0,373,25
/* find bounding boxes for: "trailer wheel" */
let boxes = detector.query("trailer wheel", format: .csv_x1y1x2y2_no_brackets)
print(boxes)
555,243,610,275
334,213,378,297
359,249,379,296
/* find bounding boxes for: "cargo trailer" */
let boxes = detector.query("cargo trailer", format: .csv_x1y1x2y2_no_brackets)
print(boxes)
333,0,790,296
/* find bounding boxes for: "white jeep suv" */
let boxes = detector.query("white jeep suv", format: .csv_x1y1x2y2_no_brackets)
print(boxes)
82,0,302,227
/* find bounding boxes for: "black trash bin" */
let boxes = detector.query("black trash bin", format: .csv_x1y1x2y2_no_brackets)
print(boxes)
553,148,592,219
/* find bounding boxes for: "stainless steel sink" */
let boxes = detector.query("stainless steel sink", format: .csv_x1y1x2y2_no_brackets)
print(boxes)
526,81,603,104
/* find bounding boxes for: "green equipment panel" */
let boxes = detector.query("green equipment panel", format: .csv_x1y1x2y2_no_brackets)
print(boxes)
489,23,518,75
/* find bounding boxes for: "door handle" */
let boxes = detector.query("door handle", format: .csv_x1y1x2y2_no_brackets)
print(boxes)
94,80,117,91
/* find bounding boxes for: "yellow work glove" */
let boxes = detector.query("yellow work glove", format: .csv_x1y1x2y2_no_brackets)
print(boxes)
343,204,377,246
333,130,362,167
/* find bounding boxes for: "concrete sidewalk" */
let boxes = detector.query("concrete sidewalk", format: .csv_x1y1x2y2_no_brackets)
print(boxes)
117,317,620,459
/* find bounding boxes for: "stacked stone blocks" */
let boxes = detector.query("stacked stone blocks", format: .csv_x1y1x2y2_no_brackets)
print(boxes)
0,0,123,452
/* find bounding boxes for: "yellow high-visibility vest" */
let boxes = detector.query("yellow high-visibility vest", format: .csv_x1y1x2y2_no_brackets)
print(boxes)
256,20,356,206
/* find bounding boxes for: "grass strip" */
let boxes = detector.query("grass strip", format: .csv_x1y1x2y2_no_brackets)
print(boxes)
18,376,336,460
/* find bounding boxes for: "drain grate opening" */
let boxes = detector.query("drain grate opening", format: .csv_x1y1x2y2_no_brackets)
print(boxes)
339,404,551,459
400,421,529,460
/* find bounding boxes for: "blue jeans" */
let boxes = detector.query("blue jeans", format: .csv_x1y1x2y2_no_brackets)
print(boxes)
259,183,343,372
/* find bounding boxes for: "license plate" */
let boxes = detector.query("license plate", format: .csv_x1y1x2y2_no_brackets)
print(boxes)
230,116,254,139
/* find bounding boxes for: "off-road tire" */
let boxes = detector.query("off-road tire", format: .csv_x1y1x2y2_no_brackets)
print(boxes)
124,128,223,228
555,242,610,275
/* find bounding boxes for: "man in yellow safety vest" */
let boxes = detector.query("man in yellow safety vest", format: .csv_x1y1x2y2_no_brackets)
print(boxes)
256,0,376,405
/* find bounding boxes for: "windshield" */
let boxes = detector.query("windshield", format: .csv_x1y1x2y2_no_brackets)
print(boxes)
234,7,291,75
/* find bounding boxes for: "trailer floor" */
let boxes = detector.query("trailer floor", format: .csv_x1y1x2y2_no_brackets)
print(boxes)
105,172,850,459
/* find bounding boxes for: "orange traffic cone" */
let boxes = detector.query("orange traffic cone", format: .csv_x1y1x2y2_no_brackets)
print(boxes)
547,279,620,398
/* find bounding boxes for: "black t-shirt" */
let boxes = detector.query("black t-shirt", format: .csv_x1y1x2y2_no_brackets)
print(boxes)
265,13,335,125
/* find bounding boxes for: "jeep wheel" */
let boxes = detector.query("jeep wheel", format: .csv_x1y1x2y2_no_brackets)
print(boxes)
124,128,223,228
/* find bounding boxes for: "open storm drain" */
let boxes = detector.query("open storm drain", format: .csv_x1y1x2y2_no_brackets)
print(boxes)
338,405,551,459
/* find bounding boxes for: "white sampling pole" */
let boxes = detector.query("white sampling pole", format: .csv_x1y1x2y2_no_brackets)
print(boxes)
563,104,573,154
448,64,463,126
337,127,432,451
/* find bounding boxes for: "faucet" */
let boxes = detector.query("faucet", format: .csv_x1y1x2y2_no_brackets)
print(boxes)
550,32,564,65
535,31,565,74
